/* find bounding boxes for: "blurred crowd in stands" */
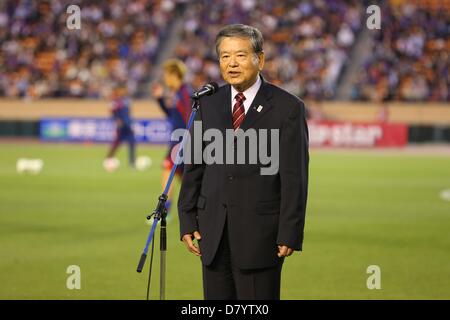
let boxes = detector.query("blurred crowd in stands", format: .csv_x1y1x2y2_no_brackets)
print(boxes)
175,0,363,100
353,1,449,102
0,0,178,99
0,0,448,102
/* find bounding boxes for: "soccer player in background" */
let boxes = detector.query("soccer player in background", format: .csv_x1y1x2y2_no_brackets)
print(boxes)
105,85,136,167
150,59,193,216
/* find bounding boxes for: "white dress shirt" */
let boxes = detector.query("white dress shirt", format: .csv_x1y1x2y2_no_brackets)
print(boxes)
230,75,262,115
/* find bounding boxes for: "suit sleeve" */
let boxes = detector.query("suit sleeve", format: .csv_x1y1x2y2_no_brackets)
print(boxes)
277,101,309,251
177,106,205,239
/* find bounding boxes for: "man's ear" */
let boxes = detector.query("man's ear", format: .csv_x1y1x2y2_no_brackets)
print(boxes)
258,52,265,71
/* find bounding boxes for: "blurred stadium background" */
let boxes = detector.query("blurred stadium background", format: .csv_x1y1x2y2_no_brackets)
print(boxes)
0,0,449,299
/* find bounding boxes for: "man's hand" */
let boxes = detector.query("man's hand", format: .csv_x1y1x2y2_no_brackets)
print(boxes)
182,231,202,257
151,83,164,99
277,245,294,258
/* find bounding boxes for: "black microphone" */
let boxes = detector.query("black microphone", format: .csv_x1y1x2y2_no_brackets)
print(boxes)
191,82,219,99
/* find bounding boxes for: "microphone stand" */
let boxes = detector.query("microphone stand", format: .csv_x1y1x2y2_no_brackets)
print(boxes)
136,97,201,300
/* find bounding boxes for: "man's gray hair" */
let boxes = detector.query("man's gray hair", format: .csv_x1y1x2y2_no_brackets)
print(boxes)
215,24,264,57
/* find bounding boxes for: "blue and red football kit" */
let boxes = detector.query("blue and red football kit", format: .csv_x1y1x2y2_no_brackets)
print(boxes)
156,84,193,173
107,97,136,166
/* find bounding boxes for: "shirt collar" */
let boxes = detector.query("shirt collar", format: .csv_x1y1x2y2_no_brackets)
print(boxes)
231,75,262,112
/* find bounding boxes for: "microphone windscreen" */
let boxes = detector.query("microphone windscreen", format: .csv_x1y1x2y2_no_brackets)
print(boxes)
209,82,219,93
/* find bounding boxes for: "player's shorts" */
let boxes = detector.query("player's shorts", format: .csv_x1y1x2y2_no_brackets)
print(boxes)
116,126,134,141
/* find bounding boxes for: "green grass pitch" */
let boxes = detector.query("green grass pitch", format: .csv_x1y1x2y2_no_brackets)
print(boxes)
0,143,449,299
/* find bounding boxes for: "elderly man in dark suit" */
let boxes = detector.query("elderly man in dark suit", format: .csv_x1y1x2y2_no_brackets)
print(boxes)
178,24,309,300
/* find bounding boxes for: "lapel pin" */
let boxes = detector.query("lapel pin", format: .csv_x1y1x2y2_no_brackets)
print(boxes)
257,105,263,112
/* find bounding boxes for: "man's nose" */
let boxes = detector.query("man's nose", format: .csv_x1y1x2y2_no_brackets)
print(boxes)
229,56,239,67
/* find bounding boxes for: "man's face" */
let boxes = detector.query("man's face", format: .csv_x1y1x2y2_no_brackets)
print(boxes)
218,37,264,92
111,87,125,99
163,71,179,90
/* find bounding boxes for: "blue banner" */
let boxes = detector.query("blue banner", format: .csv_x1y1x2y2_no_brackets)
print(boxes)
40,118,172,144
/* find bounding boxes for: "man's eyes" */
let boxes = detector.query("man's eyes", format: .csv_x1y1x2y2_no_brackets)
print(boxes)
221,54,247,60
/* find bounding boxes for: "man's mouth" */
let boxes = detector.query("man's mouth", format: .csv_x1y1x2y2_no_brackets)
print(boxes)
228,71,241,77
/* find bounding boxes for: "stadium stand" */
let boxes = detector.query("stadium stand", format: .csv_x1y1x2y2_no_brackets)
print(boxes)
174,0,363,100
353,0,449,102
0,0,448,102
0,0,179,99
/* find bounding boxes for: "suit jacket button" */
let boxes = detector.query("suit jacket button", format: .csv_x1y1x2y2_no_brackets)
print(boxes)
228,175,234,181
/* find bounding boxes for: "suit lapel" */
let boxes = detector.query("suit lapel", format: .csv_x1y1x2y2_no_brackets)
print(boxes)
217,77,274,132
239,77,273,131
217,84,233,131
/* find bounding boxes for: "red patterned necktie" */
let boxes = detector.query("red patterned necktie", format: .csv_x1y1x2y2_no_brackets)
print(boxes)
232,92,246,130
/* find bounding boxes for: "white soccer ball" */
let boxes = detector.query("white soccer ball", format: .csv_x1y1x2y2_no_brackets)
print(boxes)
16,158,28,174
29,159,44,174
440,189,450,202
16,158,44,174
103,158,120,172
136,156,152,171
